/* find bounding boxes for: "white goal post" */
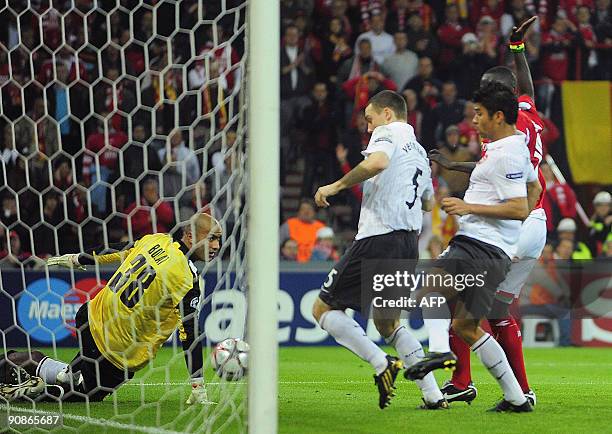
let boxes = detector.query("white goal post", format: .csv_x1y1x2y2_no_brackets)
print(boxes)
246,1,280,433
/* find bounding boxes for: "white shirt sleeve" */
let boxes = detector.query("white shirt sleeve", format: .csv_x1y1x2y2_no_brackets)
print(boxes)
361,126,395,159
491,152,529,200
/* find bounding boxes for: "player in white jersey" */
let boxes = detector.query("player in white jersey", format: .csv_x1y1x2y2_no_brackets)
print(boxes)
311,91,447,410
430,18,545,405
405,82,542,413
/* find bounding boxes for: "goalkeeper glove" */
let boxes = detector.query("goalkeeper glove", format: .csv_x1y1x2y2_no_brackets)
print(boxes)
186,377,213,405
47,254,86,270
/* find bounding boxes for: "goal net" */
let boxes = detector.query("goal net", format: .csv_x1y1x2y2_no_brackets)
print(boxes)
0,1,251,432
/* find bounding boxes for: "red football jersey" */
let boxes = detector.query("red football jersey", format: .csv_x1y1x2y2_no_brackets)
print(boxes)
480,95,546,209
516,95,545,210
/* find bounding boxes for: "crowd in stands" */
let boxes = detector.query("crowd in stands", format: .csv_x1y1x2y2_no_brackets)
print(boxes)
0,1,247,265
276,0,612,263
0,0,609,270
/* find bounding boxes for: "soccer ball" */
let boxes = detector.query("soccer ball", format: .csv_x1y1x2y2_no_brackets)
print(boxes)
211,338,249,380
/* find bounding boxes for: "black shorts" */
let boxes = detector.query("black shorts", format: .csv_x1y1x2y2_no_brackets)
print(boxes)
59,303,133,402
319,230,418,312
433,235,511,319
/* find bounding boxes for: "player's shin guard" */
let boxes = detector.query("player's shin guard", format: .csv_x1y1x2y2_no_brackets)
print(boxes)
319,310,388,374
424,318,451,353
36,357,68,385
472,333,526,406
386,326,443,404
490,315,530,393
449,329,472,389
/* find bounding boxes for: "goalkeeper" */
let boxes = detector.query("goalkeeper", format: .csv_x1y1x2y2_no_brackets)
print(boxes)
0,213,221,405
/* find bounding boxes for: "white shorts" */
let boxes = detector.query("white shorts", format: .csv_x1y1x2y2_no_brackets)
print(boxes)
495,210,547,303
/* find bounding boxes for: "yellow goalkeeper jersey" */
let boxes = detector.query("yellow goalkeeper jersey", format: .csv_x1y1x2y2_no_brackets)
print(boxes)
88,233,199,371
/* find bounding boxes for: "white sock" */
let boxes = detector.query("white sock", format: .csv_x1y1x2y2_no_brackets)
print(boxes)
319,310,388,374
472,333,526,405
36,357,68,385
423,318,451,353
386,326,443,404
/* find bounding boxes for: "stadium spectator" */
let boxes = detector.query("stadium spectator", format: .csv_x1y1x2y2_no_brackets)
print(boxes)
157,129,200,205
354,13,395,64
300,82,339,198
403,88,432,145
588,191,611,256
470,0,505,27
437,4,471,77
341,70,397,123
279,199,325,262
82,119,128,215
337,38,378,85
310,226,340,261
406,0,437,30
211,149,241,235
501,0,538,39
294,10,323,68
457,100,479,149
319,17,353,84
431,81,465,141
280,238,299,261
403,57,442,108
405,13,439,58
556,218,593,259
201,24,242,95
576,6,599,79
450,32,497,99
33,193,63,256
541,161,578,235
281,24,314,179
0,230,33,268
117,124,163,206
476,15,500,59
385,0,412,34
541,16,577,82
123,178,174,239
381,32,419,91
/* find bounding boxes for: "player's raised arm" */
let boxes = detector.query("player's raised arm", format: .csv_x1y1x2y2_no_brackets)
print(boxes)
46,241,135,270
509,16,537,99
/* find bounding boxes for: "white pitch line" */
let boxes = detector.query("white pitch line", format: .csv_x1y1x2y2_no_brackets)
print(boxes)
0,404,184,434
125,379,612,387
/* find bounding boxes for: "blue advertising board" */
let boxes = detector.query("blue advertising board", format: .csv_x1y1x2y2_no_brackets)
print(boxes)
0,268,427,347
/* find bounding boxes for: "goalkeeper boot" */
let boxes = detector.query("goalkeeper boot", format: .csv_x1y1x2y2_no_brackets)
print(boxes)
419,398,450,410
404,351,457,381
0,363,45,402
373,356,404,409
525,389,536,407
441,380,478,405
488,398,533,413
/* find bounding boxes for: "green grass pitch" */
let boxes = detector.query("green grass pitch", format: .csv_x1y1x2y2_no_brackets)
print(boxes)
3,347,612,433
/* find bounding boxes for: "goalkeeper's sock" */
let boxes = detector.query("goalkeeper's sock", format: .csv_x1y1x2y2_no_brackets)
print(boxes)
319,310,388,375
472,333,526,406
386,326,443,404
36,357,68,385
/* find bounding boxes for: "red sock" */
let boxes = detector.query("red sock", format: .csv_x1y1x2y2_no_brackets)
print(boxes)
490,315,530,393
450,328,472,389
